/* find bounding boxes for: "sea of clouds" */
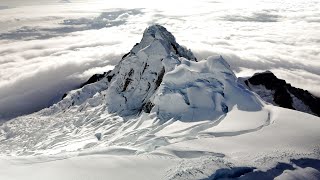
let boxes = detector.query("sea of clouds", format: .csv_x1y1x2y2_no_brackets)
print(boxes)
0,0,319,120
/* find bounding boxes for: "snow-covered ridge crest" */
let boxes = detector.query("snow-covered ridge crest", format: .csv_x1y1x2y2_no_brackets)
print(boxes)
43,24,262,121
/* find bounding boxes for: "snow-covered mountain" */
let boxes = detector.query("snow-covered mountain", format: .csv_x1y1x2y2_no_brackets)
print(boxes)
47,24,261,121
241,71,320,117
0,25,319,180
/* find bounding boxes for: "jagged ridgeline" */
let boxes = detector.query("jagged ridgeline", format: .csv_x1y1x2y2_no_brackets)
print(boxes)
242,71,320,117
45,25,262,120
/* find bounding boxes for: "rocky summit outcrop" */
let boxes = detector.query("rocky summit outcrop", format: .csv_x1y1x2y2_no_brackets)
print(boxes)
243,71,320,117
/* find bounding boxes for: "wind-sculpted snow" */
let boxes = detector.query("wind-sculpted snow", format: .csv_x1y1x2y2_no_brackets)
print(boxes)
0,25,319,180
0,25,266,155
152,56,262,121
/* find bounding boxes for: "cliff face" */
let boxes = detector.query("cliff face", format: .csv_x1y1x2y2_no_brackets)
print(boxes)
243,71,320,117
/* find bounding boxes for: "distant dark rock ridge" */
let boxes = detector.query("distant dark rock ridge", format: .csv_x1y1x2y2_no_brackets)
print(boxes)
244,71,320,117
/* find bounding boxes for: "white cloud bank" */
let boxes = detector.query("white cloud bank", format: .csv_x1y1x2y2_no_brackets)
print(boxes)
0,0,319,120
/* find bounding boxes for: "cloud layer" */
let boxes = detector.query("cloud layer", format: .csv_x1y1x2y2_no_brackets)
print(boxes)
0,0,319,120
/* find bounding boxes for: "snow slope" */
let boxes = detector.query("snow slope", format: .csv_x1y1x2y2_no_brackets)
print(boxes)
0,105,319,180
0,25,319,180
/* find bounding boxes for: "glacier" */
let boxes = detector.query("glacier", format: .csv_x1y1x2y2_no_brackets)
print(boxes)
0,25,319,180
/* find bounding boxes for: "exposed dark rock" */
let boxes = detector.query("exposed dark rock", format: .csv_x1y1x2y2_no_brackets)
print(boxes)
171,42,178,54
142,101,154,113
94,133,102,141
81,73,105,87
171,42,197,62
128,69,134,77
81,70,112,88
122,78,132,92
244,71,320,116
106,74,114,82
273,86,294,109
154,67,165,90
141,63,148,75
121,52,130,59
222,104,229,113
61,93,68,100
